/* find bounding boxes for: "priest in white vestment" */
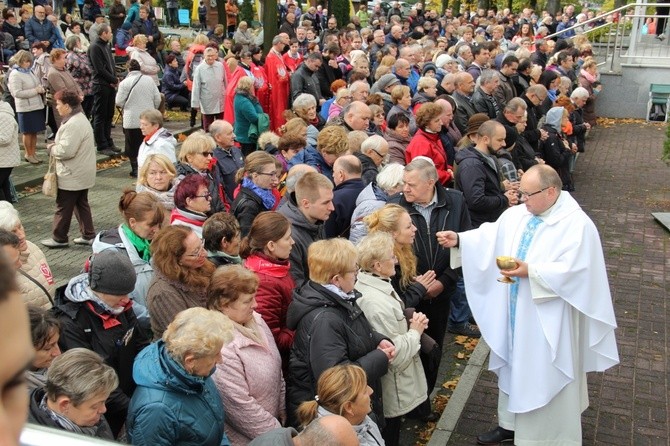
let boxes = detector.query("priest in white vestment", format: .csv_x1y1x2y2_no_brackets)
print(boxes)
437,164,619,446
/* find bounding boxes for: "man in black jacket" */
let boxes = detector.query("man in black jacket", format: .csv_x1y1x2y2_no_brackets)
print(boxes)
452,72,477,134
325,155,365,238
471,69,501,119
317,43,342,100
88,24,120,155
130,6,160,55
290,52,324,107
521,84,549,153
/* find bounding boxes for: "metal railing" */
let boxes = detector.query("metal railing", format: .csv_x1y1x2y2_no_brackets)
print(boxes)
546,2,670,72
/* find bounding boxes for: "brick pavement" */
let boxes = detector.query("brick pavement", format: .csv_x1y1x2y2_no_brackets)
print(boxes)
446,122,670,446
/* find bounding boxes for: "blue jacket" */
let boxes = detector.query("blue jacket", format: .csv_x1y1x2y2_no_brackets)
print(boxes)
233,91,263,144
125,3,140,24
24,16,58,47
287,146,333,182
161,65,186,101
127,341,231,446
324,178,366,238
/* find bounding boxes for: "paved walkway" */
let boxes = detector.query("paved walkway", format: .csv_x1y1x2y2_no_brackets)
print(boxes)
437,122,670,445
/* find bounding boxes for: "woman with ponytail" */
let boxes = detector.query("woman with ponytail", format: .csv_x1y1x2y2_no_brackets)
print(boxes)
240,212,295,366
296,364,385,446
92,189,166,329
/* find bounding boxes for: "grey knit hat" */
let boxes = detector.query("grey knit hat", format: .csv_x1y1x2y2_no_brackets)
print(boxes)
89,250,137,296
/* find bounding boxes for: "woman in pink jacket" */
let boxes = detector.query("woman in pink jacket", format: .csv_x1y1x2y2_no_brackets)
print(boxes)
208,264,285,445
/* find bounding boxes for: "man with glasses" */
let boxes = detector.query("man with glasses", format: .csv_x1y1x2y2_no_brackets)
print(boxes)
356,135,389,185
325,155,365,239
520,84,549,151
495,97,528,151
24,5,58,50
437,164,618,446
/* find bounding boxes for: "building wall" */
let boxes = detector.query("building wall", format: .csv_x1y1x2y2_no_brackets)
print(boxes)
597,65,670,119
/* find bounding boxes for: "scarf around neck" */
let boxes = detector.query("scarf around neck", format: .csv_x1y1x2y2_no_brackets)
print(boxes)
580,68,596,83
39,394,100,437
122,223,151,262
241,177,276,210
232,315,266,346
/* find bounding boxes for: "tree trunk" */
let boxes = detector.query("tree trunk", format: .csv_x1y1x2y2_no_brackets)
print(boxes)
614,0,626,9
216,0,226,28
529,0,537,11
546,0,561,15
478,0,489,11
263,0,277,51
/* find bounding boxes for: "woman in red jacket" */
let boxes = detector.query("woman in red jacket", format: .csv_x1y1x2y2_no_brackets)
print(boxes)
404,103,454,186
241,211,295,367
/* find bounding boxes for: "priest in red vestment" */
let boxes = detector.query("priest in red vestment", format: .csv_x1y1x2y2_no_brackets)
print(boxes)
264,34,291,131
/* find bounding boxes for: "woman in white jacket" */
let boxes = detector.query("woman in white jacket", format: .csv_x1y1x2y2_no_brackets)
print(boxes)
115,59,161,178
41,90,97,249
0,100,20,201
355,231,429,446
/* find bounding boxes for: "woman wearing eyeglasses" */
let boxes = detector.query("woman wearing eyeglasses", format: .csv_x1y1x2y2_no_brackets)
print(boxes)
171,174,211,238
146,225,216,340
176,131,229,213
355,231,429,446
232,152,280,237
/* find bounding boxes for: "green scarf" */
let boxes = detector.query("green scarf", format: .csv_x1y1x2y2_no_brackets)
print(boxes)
122,224,151,262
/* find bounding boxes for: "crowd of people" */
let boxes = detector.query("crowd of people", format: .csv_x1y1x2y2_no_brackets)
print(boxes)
0,1,622,446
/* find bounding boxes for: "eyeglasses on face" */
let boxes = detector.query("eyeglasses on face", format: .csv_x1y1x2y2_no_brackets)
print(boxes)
256,171,279,178
184,241,206,257
517,186,550,200
201,151,214,157
195,192,212,200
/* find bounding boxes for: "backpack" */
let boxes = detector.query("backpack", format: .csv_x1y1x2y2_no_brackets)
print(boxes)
182,49,204,88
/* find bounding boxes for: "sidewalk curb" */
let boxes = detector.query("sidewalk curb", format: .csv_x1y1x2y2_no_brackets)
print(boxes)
13,126,198,191
427,339,490,446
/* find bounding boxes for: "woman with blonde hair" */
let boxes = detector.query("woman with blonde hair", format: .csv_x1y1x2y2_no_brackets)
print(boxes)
128,307,235,446
128,34,160,86
136,153,178,210
208,265,286,445
286,238,393,428
386,85,416,135
146,225,216,339
356,231,429,445
295,364,384,446
232,151,280,236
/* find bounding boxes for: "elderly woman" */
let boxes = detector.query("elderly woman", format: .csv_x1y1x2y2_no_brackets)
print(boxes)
41,90,96,249
233,76,265,156
136,153,178,210
7,50,45,164
240,212,295,364
405,103,453,186
578,58,600,127
26,305,61,391
327,87,352,121
287,125,349,182
92,190,166,328
46,49,83,130
208,265,286,445
356,232,429,445
127,34,160,86
27,349,117,440
286,238,393,427
162,54,190,111
385,113,411,166
232,151,280,236
137,109,177,170
54,249,150,436
64,35,93,118
171,174,211,237
0,96,19,202
349,163,405,244
128,307,234,446
411,77,439,113
203,212,242,266
296,364,384,446
292,93,326,148
176,131,227,213
0,202,56,307
386,85,416,136
146,225,216,339
116,59,161,178
65,22,90,50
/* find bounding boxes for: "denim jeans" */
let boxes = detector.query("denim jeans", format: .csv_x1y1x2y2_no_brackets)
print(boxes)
448,276,472,327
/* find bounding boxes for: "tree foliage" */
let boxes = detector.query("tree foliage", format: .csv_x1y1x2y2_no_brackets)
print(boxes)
240,0,254,23
332,0,350,33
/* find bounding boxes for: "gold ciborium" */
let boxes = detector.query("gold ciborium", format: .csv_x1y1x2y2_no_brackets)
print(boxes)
496,256,518,284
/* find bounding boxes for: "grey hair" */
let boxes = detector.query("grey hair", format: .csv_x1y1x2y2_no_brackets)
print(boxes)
571,87,590,100
349,80,369,94
65,34,80,51
504,97,527,113
46,349,119,406
479,69,497,85
204,47,218,56
457,44,471,56
163,307,234,365
357,231,395,272
360,135,386,156
209,119,233,138
272,35,283,46
0,202,20,231
405,157,438,182
285,164,317,193
375,163,405,193
293,93,317,111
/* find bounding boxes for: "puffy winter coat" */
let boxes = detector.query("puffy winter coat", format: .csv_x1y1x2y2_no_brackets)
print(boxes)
137,128,177,169
127,341,231,446
353,152,378,186
349,182,389,244
286,281,389,427
213,313,285,445
18,240,55,309
8,69,44,113
232,187,272,237
244,254,295,359
287,146,333,181
405,128,452,185
115,71,161,129
0,101,19,168
385,128,411,166
454,145,509,228
356,272,427,418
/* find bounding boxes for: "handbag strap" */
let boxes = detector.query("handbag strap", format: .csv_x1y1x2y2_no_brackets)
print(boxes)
17,269,55,307
47,155,56,174
120,74,143,110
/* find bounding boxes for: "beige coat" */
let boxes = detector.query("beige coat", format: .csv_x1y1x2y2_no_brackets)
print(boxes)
356,271,428,418
0,101,20,168
50,112,96,191
18,240,55,309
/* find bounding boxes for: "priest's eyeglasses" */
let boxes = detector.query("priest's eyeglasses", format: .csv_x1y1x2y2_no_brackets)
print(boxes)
517,186,550,201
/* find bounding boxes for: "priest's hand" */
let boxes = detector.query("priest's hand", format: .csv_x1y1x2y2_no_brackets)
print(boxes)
502,259,528,278
436,230,458,248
